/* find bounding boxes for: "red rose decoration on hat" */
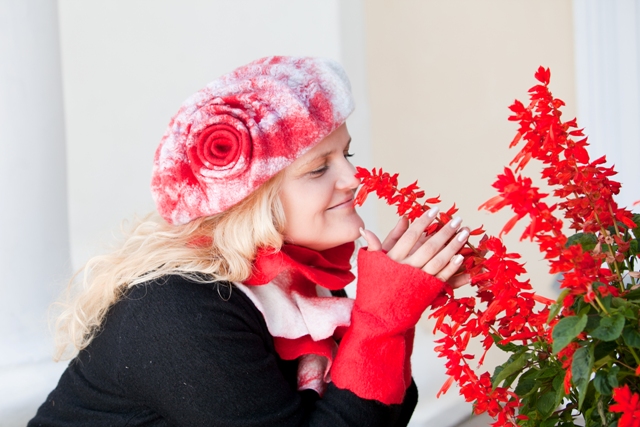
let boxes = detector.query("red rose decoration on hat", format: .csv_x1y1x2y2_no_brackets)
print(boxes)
151,56,354,225
187,114,253,179
189,123,247,172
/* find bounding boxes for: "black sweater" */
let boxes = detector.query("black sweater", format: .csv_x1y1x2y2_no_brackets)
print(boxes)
29,276,417,426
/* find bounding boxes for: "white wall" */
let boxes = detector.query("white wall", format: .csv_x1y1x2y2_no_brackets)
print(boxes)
0,0,70,423
362,2,576,425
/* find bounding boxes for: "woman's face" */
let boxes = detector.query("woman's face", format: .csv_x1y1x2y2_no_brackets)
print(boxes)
279,123,364,251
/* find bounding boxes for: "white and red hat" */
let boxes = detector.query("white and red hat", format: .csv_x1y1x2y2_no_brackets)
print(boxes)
151,56,355,225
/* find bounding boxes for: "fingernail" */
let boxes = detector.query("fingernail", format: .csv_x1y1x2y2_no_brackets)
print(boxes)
359,227,366,238
427,207,439,218
452,254,464,265
450,216,462,228
456,229,469,242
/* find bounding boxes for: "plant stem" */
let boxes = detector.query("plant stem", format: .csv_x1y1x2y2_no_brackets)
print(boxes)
594,295,609,314
590,203,625,291
608,203,637,288
628,346,640,367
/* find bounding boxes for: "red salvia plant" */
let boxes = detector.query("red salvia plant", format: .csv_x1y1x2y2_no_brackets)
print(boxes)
354,67,640,427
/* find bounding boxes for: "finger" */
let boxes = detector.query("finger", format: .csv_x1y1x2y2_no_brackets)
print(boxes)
433,254,465,282
381,216,410,252
421,227,469,275
386,207,439,261
404,217,462,269
407,231,430,256
360,227,383,251
447,273,471,289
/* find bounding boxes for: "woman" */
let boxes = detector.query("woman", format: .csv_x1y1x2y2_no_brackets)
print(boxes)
29,56,469,426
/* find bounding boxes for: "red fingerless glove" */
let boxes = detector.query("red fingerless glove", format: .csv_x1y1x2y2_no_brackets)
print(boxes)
331,249,445,404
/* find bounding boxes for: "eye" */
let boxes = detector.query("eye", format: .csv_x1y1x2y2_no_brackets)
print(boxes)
309,165,328,176
344,151,355,158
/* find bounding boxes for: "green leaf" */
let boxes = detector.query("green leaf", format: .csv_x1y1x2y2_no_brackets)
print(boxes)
552,373,565,392
572,345,594,409
547,290,570,324
547,302,562,324
612,297,631,308
632,213,640,230
624,288,640,301
566,232,598,251
579,304,594,317
584,407,595,427
541,418,559,427
520,368,540,381
552,315,588,354
536,392,557,419
502,370,521,389
492,351,528,388
594,340,618,362
553,375,567,411
586,314,601,331
591,313,625,341
515,377,537,397
622,306,638,320
623,328,640,348
537,366,561,379
490,333,520,352
594,370,613,395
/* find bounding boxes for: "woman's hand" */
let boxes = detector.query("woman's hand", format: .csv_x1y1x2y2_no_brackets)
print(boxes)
359,207,470,289
334,207,469,403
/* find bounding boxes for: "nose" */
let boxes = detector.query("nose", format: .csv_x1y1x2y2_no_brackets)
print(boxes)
336,158,361,190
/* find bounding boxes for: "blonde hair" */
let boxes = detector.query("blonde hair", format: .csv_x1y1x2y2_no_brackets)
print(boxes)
54,172,286,361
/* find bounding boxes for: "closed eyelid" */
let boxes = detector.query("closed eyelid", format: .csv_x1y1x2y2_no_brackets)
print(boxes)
309,165,328,176
294,137,352,177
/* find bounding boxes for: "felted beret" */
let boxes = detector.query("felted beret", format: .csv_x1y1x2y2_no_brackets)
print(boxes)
151,56,355,225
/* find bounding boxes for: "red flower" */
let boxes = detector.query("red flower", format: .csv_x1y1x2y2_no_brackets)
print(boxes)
356,66,637,427
610,385,640,427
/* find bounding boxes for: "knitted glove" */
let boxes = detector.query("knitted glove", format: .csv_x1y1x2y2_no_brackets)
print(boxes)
331,248,445,404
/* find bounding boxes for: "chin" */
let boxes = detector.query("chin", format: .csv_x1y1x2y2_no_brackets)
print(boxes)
299,226,362,252
331,217,365,248
344,223,364,243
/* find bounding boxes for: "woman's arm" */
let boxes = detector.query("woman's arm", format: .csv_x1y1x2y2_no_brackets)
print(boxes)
332,209,470,404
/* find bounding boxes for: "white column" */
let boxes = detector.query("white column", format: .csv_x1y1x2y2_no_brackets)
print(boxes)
0,0,70,422
573,0,640,209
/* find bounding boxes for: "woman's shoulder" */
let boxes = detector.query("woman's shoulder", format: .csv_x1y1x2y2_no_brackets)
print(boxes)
123,274,230,302
111,275,268,335
80,275,273,374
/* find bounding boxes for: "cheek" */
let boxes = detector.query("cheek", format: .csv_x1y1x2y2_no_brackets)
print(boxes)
280,185,323,234
288,179,332,211
284,191,339,244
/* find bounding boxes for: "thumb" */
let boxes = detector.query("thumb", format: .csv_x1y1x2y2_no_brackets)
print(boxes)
359,227,383,251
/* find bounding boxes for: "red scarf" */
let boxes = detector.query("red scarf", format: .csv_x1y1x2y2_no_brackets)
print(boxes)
238,242,356,393
245,242,356,290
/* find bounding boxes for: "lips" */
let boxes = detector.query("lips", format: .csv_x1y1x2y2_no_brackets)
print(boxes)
328,196,354,210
